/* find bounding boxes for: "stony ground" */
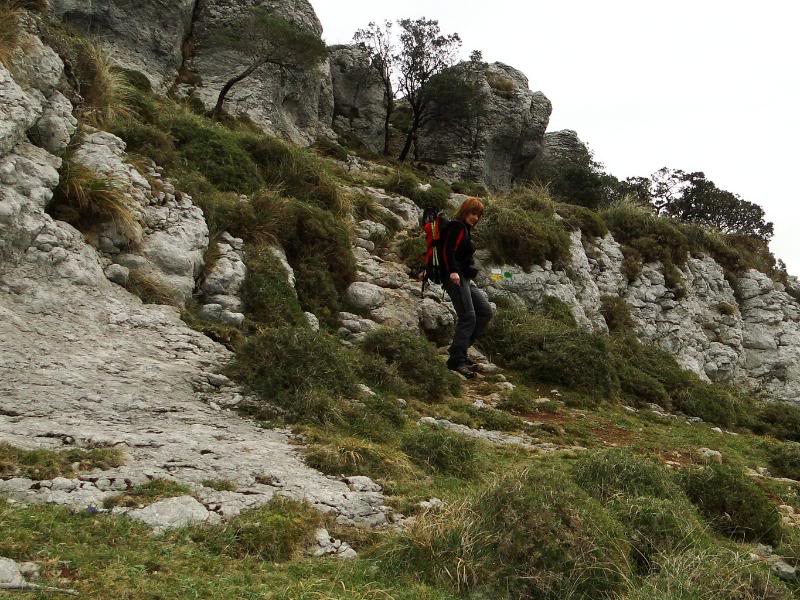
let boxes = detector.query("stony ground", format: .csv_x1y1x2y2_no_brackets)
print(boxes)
0,274,388,530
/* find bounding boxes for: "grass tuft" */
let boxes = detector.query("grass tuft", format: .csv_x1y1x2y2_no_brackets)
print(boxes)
0,443,124,481
103,478,192,509
573,448,679,502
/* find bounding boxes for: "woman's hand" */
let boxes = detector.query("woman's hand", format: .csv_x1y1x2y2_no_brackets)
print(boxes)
450,272,461,286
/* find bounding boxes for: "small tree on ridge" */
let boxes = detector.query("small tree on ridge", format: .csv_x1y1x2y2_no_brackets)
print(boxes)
353,20,396,156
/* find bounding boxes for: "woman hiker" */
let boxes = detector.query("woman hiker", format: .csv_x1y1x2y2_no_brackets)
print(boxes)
441,197,493,379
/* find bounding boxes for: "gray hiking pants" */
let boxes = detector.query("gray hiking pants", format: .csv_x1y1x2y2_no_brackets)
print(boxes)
444,279,493,366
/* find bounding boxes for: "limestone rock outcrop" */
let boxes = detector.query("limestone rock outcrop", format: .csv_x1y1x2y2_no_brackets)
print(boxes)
416,62,552,189
329,45,386,154
49,0,197,91
187,0,334,146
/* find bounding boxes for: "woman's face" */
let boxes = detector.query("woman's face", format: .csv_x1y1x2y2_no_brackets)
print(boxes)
465,212,481,227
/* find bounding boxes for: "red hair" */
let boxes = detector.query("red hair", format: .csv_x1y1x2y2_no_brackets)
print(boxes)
455,196,485,221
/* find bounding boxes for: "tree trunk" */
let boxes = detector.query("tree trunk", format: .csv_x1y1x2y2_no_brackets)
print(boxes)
213,62,261,119
382,97,394,156
398,109,420,163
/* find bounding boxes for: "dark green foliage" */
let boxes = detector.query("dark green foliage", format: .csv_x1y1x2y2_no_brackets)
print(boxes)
746,402,800,442
681,463,782,544
451,180,488,197
401,426,478,477
767,442,800,480
0,443,124,481
239,134,342,212
463,406,524,432
312,137,349,161
476,193,571,271
111,121,177,167
359,328,460,401
573,449,679,502
181,303,245,351
495,387,537,414
557,203,609,237
229,326,359,423
384,170,451,211
395,233,426,270
601,295,634,333
189,497,321,561
170,114,263,193
483,305,619,400
240,248,305,327
604,202,690,270
537,295,577,327
609,496,708,574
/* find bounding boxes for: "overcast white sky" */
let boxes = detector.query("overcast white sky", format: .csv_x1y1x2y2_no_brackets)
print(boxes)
315,0,800,274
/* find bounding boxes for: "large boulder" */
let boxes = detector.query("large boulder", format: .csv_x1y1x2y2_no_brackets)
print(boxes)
329,45,386,154
186,0,334,146
526,129,593,178
49,0,196,91
415,61,552,189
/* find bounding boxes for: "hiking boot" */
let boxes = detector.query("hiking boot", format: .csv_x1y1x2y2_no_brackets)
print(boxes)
448,362,476,379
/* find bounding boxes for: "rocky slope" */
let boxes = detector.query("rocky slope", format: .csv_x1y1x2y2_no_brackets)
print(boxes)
0,29,388,530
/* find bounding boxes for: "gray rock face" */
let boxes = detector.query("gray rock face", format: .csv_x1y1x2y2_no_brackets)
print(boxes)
128,496,214,532
187,0,333,146
329,45,386,154
200,231,246,321
49,0,196,91
416,62,552,189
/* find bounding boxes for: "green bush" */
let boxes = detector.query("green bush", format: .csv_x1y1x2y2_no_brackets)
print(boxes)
103,478,191,509
476,193,571,271
401,426,478,477
681,463,782,544
189,497,321,561
240,248,305,327
483,306,619,399
384,170,451,211
169,114,263,194
229,326,359,423
305,434,415,479
610,496,707,573
556,203,609,238
495,387,537,414
573,448,679,502
239,134,343,213
463,406,524,432
359,328,460,402
601,295,634,333
747,402,800,442
110,120,177,167
451,180,488,197
624,549,791,600
767,442,800,480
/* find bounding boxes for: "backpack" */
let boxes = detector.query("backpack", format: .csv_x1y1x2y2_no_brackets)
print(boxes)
420,208,450,291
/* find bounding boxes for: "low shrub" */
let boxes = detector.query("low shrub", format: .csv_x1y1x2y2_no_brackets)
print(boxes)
201,479,237,492
110,120,177,167
483,306,619,400
463,406,524,432
189,497,321,562
103,478,191,509
610,496,708,573
312,137,349,161
0,443,124,481
0,3,23,68
240,248,306,327
746,402,800,442
624,549,791,600
767,441,800,480
169,113,263,194
384,170,451,211
451,180,488,197
70,41,136,127
305,434,415,479
383,466,630,598
537,295,577,327
50,157,142,246
495,386,537,414
556,203,609,238
229,326,359,424
124,270,180,306
239,134,344,213
180,304,245,350
359,328,460,402
401,426,478,477
476,192,571,271
573,448,679,502
681,463,782,544
601,295,634,332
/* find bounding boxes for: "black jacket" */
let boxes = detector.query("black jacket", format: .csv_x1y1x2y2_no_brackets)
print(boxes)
441,220,478,279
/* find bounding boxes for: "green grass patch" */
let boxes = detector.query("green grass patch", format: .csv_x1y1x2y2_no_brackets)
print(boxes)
103,478,192,509
0,443,124,481
681,463,783,545
359,328,461,402
400,426,479,478
384,170,451,211
573,448,679,502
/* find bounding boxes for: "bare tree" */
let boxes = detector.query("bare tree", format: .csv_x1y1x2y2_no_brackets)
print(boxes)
211,8,327,119
353,20,395,156
394,18,461,162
